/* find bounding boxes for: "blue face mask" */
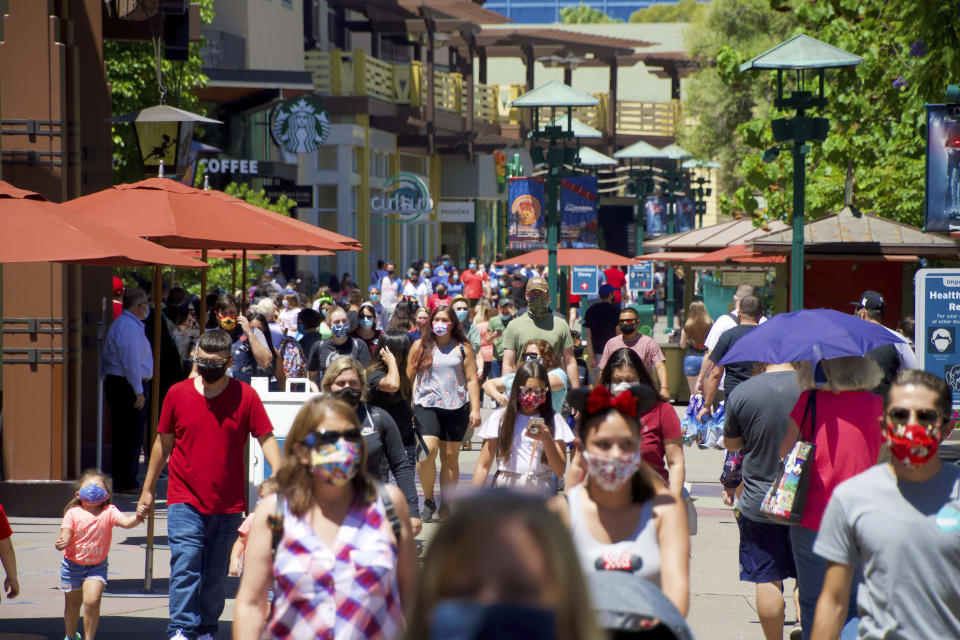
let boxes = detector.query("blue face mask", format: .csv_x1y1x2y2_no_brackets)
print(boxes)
500,313,511,321
331,323,349,338
443,260,451,269
455,309,469,322
429,600,556,640
453,275,460,282
369,293,379,302
360,317,374,329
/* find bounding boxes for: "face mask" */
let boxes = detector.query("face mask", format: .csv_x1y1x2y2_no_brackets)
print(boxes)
452,275,460,282
886,423,941,469
432,321,451,336
386,269,395,275
518,390,546,411
469,263,477,270
619,321,637,335
77,483,109,506
610,381,634,395
527,296,549,317
331,323,349,338
360,317,375,329
500,313,511,322
443,260,451,269
197,361,229,384
573,345,584,358
219,315,237,331
332,386,362,407
455,309,469,322
424,268,432,276
438,290,448,298
310,440,360,486
583,450,643,491
369,293,380,302
429,600,557,640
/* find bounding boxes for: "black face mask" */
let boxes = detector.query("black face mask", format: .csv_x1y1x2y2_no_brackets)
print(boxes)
620,322,637,335
332,386,362,406
573,345,585,358
197,362,228,384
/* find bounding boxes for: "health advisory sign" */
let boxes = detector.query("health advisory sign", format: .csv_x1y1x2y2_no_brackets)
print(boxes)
508,177,546,250
916,269,960,414
559,176,598,248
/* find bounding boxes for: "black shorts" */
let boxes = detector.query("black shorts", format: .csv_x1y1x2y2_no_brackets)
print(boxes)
736,512,797,583
414,404,470,443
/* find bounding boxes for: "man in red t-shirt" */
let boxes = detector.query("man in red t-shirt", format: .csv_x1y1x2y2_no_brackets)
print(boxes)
603,266,627,305
460,258,485,307
137,329,280,640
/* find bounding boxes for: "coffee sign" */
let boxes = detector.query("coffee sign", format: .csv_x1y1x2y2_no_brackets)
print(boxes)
199,158,259,175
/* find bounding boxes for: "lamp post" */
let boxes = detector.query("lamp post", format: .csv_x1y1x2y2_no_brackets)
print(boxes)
614,140,667,259
111,104,222,180
512,81,600,309
739,34,861,310
658,144,692,328
682,159,719,228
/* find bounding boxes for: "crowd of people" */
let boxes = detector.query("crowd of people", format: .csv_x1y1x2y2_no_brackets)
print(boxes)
2,257,958,640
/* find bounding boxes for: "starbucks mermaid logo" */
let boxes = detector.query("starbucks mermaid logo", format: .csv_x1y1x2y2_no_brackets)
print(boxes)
270,96,331,154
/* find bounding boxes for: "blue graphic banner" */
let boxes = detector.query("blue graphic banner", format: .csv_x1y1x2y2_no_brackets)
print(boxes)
571,265,600,296
628,262,654,292
508,177,546,249
915,268,960,415
924,104,960,232
560,176,598,248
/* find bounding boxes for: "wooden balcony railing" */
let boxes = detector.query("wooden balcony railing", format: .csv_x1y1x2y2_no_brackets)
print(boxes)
304,51,680,137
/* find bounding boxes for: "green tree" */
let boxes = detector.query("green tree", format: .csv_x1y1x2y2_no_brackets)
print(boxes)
560,3,622,23
683,0,960,227
105,0,215,184
629,0,707,23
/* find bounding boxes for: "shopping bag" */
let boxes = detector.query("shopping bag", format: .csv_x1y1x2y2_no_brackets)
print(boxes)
761,391,817,525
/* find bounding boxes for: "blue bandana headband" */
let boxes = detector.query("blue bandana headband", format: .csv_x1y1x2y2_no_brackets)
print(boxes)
78,484,109,505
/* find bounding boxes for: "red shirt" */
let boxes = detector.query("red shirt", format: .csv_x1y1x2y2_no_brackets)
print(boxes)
0,504,11,540
159,378,273,514
427,294,452,313
639,401,682,484
604,268,626,303
461,269,485,299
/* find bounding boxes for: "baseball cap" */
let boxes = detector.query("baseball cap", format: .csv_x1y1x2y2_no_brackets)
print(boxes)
497,297,514,308
587,570,693,640
599,283,615,298
113,276,124,296
525,277,549,295
851,290,885,312
298,308,321,329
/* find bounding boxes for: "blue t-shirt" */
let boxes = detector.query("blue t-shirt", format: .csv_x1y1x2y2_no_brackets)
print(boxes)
446,281,464,297
502,368,569,414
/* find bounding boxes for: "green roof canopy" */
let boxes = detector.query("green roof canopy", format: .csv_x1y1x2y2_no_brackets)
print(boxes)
659,143,692,160
529,116,603,139
510,80,599,108
577,147,617,166
739,34,862,72
682,159,721,169
613,140,666,159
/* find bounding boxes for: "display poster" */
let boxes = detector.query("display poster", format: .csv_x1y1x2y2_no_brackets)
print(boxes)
915,268,960,415
508,177,546,249
644,196,667,236
560,176,598,247
571,265,600,296
924,104,960,232
628,262,654,292
675,196,696,233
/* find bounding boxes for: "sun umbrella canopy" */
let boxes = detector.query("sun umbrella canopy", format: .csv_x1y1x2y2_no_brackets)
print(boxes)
716,308,906,369
0,181,208,268
62,178,351,251
494,248,635,266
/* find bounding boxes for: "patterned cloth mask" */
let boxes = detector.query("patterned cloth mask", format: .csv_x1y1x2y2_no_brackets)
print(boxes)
432,321,451,336
331,323,349,338
310,440,360,486
518,390,546,411
583,450,643,491
526,296,549,318
886,423,940,469
78,483,109,505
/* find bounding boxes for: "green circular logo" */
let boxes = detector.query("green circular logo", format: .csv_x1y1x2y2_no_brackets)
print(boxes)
270,96,330,154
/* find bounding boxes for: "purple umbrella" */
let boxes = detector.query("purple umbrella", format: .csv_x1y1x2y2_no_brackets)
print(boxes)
717,308,907,368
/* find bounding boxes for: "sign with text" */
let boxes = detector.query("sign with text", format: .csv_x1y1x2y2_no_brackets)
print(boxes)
199,157,260,175
915,268,960,415
438,201,475,223
508,177,546,249
628,262,654,292
560,176,598,248
264,184,313,208
571,265,600,296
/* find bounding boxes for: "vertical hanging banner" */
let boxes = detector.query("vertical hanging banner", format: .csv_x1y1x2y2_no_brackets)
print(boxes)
644,196,667,236
924,104,960,232
675,196,696,233
560,176,598,247
508,177,546,249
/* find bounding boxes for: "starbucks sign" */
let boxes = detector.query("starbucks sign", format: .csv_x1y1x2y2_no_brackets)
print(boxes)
270,96,330,154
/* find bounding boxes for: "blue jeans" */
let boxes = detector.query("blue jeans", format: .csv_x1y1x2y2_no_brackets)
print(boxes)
167,503,243,639
491,360,502,379
791,526,860,640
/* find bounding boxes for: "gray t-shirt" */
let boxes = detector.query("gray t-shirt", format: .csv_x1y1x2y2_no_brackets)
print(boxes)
815,463,960,640
306,337,370,380
723,370,801,521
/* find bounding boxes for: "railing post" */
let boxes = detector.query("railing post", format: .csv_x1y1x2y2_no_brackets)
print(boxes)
491,85,500,123
331,48,342,96
410,61,422,107
452,72,463,114
354,48,367,97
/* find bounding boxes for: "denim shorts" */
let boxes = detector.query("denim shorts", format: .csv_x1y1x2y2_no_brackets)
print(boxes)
60,557,108,591
683,355,704,376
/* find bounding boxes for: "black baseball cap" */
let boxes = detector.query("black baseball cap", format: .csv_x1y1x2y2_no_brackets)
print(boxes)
851,290,885,312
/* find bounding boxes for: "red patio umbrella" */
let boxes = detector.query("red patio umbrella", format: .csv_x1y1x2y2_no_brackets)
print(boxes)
0,181,207,268
494,248,636,266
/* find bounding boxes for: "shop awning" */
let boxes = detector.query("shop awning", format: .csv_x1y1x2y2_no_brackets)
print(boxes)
495,248,636,266
681,244,785,264
635,251,703,262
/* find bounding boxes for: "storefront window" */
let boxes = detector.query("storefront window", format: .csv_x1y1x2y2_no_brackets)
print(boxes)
317,146,338,171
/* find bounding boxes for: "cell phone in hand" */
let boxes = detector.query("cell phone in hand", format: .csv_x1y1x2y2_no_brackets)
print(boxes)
527,417,545,436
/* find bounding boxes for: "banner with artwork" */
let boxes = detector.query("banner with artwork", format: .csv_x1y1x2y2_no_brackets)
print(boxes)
924,104,960,232
508,177,546,249
560,176,598,247
644,196,668,236
675,196,696,233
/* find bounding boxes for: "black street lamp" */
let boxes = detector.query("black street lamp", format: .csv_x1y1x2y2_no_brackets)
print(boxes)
739,34,861,310
112,104,221,179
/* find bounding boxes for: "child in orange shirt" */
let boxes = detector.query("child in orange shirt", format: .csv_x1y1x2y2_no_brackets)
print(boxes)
55,469,142,640
228,477,279,577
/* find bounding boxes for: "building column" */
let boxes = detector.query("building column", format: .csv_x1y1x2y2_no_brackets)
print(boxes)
357,115,372,287
608,56,618,154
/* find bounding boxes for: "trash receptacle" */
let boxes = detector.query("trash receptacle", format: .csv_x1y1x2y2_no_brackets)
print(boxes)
634,304,655,337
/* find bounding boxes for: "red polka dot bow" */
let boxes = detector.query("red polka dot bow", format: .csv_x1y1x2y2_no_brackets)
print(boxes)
586,385,637,418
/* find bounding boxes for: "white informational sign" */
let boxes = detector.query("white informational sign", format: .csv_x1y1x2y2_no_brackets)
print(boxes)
720,270,767,288
915,269,960,416
438,200,476,223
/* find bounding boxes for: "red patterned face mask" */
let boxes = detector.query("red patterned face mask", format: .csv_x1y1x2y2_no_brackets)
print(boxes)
886,423,940,469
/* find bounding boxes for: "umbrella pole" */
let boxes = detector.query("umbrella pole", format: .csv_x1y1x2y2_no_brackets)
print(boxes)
96,297,106,470
199,249,208,330
241,249,247,310
231,254,237,296
144,263,162,593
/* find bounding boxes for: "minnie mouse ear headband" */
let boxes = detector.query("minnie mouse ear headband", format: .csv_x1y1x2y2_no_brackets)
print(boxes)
567,384,658,422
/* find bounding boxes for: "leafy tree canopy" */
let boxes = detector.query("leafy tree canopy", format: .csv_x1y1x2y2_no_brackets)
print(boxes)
105,0,214,184
682,0,960,228
560,3,622,23
629,0,707,23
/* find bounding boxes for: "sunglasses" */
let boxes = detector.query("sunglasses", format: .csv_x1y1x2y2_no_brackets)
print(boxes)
619,319,638,325
301,428,363,448
886,407,942,428
522,352,542,361
519,387,547,396
193,357,228,367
